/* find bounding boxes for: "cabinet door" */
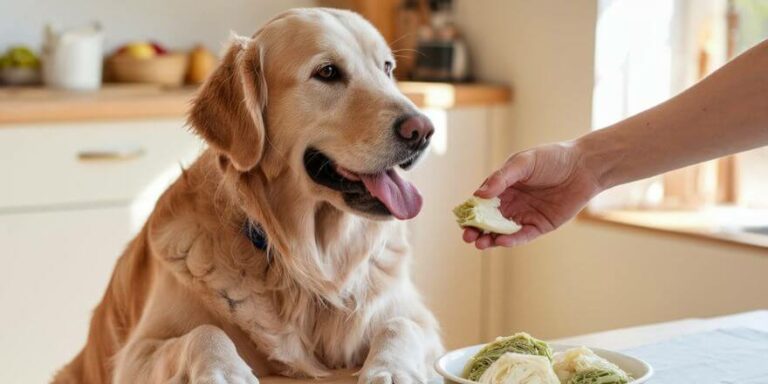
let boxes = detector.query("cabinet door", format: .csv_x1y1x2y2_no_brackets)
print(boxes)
0,206,134,384
0,119,203,210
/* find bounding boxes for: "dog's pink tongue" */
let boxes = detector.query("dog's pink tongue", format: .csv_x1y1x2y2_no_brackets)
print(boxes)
360,169,423,220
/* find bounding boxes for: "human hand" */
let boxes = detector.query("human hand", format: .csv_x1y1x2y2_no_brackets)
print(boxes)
463,142,603,249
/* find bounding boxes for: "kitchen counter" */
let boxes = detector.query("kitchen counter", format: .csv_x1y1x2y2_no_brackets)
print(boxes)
580,207,768,250
0,82,512,124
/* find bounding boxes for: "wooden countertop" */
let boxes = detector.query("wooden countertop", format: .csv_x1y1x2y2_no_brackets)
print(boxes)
0,82,511,125
261,371,357,384
260,370,443,384
580,208,768,250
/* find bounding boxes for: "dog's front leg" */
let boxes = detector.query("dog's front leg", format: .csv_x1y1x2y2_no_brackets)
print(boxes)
114,324,258,384
358,317,443,384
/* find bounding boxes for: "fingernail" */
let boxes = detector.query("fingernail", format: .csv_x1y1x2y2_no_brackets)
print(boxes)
478,178,489,191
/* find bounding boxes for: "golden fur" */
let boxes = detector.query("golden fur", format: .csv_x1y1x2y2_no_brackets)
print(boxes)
53,8,443,384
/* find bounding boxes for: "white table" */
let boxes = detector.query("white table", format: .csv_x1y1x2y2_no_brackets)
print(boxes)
264,311,768,384
554,310,768,350
555,310,768,383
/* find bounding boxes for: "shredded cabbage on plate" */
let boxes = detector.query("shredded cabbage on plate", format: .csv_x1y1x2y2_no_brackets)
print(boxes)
553,347,631,384
478,353,560,384
463,332,553,381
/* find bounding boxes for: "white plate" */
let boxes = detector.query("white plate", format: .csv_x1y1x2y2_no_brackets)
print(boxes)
435,344,653,384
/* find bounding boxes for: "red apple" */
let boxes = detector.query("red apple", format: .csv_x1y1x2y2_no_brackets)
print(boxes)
150,41,168,55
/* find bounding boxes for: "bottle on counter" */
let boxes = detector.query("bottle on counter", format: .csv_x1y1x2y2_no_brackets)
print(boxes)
412,0,469,82
393,0,425,80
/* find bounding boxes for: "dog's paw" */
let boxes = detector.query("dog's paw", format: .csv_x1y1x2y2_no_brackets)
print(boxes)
358,365,427,384
177,325,260,384
188,358,259,384
194,367,260,384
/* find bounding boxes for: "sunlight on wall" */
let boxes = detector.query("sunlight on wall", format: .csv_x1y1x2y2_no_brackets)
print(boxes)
424,108,448,156
129,164,180,231
129,147,202,231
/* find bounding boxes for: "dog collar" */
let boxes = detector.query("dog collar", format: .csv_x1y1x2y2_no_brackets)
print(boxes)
244,221,268,251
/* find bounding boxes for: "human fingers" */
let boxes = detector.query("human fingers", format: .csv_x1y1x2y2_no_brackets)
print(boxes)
474,153,534,199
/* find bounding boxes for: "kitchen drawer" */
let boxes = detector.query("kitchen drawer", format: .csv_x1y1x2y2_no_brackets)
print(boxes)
0,119,203,210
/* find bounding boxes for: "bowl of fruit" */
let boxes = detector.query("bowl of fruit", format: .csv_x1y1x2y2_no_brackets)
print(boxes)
107,41,188,87
0,46,41,86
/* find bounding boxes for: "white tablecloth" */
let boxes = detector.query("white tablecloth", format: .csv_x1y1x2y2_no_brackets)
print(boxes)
555,311,768,383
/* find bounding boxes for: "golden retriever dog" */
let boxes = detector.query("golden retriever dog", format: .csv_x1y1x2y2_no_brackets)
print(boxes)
52,7,444,384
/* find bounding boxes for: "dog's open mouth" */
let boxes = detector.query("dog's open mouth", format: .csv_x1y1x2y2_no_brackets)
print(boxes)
303,149,423,220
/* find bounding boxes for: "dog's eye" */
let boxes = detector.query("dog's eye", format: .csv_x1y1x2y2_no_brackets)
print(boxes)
314,64,341,82
384,61,394,77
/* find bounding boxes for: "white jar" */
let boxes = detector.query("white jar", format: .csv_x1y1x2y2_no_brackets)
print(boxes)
41,23,103,91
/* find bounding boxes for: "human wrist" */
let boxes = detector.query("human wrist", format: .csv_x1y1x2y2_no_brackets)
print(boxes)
572,129,625,192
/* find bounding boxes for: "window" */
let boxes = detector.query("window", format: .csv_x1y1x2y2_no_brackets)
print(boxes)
591,0,768,212
730,0,768,209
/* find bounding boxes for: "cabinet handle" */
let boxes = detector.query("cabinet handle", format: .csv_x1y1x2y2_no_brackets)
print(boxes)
77,148,146,162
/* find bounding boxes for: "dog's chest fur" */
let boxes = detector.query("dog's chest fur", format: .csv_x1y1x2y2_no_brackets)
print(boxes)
147,158,412,377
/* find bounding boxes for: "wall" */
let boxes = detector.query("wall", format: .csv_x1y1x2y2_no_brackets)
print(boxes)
0,0,316,53
454,0,768,340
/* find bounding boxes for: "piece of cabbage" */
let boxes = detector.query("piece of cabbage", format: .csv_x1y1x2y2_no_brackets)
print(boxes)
553,347,630,384
453,197,521,235
477,353,560,384
463,332,553,381
566,369,630,384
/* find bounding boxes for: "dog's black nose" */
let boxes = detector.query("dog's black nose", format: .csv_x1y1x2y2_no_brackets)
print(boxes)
394,115,435,149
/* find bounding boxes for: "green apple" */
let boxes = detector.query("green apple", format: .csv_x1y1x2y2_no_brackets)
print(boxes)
0,46,40,68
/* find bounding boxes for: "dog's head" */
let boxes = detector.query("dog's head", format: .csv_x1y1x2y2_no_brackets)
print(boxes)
189,8,432,221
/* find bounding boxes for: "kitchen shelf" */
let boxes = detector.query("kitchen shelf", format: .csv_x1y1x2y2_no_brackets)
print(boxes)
0,82,511,125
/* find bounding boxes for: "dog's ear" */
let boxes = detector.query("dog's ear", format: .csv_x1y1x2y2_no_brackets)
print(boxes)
188,34,267,172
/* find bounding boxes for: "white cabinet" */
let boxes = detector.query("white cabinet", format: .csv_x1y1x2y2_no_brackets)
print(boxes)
0,206,133,383
0,120,203,210
0,119,201,384
408,107,498,349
